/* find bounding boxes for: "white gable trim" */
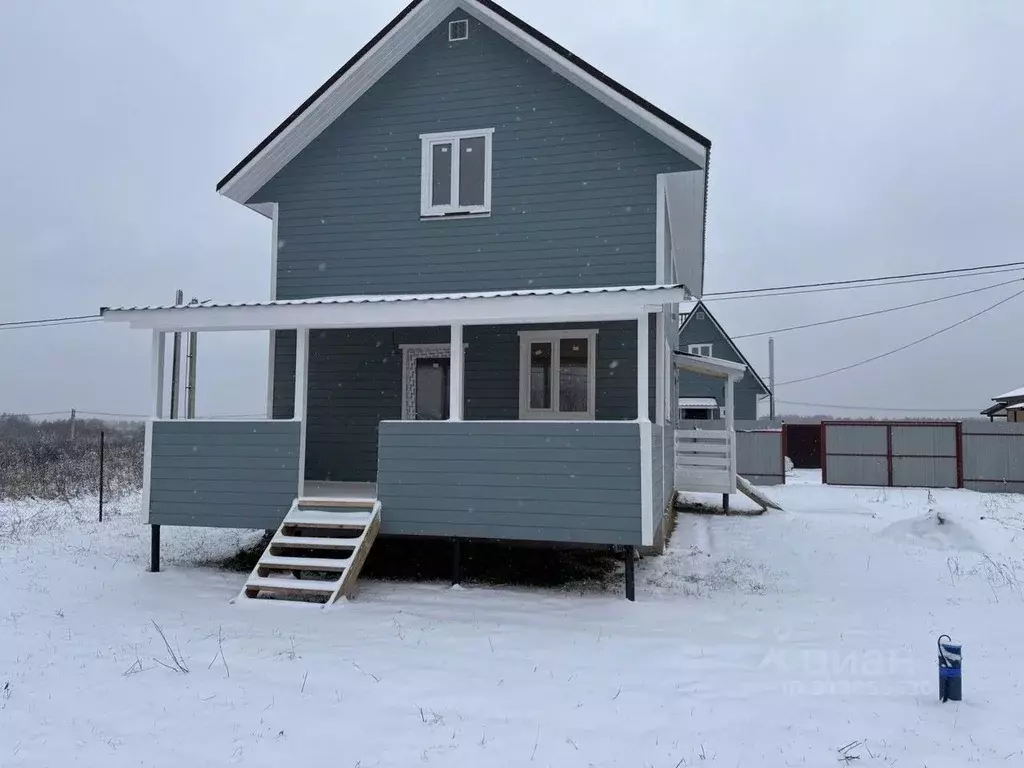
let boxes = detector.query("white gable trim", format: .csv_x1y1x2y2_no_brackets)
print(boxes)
464,0,706,167
219,0,459,206
678,302,771,395
218,0,707,209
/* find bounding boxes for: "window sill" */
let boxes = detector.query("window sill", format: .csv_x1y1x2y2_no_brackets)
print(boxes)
420,212,492,222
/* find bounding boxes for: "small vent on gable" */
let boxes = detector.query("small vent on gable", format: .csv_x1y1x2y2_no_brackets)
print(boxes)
449,19,469,41
696,311,706,320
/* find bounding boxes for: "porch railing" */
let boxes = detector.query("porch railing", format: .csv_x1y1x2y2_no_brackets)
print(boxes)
145,418,302,530
674,428,736,494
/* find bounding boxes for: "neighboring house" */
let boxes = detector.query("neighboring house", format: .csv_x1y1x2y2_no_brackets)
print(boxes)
101,0,727,600
677,301,770,421
982,387,1024,422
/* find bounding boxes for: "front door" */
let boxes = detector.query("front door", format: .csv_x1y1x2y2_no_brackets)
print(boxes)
415,358,450,420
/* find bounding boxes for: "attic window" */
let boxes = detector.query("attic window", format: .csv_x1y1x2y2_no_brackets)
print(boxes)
420,128,494,218
449,19,469,41
688,344,713,358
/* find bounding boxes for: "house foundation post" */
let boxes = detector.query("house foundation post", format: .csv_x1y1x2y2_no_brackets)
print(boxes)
451,538,462,586
151,525,161,573
624,546,636,601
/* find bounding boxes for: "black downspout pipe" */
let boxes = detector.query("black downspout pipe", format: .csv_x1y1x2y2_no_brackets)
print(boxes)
624,546,635,602
151,525,161,573
451,538,461,586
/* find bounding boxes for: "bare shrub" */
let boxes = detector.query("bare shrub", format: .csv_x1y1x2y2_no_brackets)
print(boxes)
0,415,143,500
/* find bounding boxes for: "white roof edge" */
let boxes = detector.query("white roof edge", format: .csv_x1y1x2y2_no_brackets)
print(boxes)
678,300,771,394
219,0,707,206
463,0,707,168
994,386,1024,401
678,397,718,408
101,285,694,333
673,351,747,380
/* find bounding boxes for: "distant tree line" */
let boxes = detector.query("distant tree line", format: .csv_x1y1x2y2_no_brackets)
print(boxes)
0,415,143,500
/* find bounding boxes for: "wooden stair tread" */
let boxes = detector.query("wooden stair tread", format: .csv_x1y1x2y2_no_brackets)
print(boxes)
298,498,377,509
245,576,337,594
285,509,374,527
272,535,359,550
260,554,351,571
241,499,382,605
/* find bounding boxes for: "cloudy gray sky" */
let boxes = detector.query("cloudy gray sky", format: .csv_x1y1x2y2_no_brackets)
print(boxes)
1,0,1022,419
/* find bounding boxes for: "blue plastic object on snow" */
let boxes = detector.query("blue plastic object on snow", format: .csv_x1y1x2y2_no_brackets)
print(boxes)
938,634,962,702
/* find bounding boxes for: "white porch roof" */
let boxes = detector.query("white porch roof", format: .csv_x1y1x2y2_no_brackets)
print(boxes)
101,284,694,332
673,351,747,380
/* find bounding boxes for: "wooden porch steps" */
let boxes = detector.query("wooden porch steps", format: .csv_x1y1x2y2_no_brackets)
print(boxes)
240,499,381,605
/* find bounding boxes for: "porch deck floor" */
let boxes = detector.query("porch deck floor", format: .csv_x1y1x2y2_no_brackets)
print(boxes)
301,481,378,504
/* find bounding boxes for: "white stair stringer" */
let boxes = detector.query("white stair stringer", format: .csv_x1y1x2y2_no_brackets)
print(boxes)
240,499,381,605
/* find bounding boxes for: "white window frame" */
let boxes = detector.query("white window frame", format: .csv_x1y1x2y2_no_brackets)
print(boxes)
420,128,494,218
518,329,598,421
688,343,713,358
449,19,469,41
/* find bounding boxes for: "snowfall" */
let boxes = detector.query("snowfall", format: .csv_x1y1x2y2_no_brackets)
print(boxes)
2,472,1023,767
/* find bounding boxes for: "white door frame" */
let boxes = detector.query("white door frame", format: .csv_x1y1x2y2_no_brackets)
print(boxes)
400,343,454,420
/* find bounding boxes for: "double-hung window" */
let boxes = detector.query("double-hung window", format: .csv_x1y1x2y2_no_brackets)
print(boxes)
420,128,494,217
518,330,598,420
688,343,713,357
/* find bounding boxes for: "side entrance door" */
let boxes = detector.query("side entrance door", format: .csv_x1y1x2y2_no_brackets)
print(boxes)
415,358,450,420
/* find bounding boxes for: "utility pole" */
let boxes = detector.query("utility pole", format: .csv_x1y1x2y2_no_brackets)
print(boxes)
69,408,76,440
768,337,776,420
169,289,184,419
186,328,198,418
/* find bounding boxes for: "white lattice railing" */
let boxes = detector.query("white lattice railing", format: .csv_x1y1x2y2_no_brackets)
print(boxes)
674,428,736,494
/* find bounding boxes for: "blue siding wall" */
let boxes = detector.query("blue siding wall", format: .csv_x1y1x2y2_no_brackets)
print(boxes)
274,319,658,482
149,420,300,529
250,13,697,297
678,311,764,420
377,420,642,545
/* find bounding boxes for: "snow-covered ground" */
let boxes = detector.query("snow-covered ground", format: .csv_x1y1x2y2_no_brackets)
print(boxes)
2,470,1024,766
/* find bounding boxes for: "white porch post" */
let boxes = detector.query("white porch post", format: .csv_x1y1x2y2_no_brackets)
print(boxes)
637,312,650,422
637,312,654,547
449,323,464,421
143,330,165,564
655,311,666,425
151,330,166,418
295,329,309,498
725,375,737,492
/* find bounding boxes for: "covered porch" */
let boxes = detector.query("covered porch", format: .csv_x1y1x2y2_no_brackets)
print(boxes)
672,351,747,501
102,284,690,563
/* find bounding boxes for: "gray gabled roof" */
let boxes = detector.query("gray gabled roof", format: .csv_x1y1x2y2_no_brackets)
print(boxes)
678,300,771,396
216,0,710,212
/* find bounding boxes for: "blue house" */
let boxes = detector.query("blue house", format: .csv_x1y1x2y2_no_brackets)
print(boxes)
677,301,770,421
102,0,735,601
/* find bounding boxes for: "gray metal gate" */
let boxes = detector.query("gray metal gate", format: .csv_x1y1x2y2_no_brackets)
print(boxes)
822,421,961,488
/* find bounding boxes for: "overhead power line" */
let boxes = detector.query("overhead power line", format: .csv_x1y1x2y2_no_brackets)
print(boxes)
732,278,1022,340
704,260,1024,300
0,313,100,331
707,266,1024,302
775,285,1024,388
